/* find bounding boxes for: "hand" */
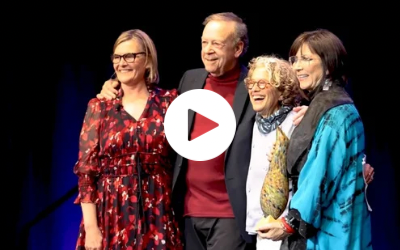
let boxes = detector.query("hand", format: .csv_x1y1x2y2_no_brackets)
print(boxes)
84,226,103,250
363,163,374,185
292,105,308,126
256,220,290,241
96,79,120,100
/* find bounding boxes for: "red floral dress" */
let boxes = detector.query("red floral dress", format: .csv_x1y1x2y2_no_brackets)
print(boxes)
73,87,183,250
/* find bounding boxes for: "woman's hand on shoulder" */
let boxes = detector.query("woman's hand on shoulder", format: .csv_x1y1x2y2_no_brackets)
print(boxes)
292,105,308,126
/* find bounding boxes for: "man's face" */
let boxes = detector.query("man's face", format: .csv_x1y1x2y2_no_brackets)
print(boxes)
201,20,243,77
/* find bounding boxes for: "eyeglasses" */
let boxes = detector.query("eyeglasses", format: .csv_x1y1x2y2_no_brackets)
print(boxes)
111,52,146,64
244,79,270,90
288,56,313,66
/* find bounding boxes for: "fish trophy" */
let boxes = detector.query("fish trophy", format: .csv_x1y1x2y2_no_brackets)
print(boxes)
260,126,290,219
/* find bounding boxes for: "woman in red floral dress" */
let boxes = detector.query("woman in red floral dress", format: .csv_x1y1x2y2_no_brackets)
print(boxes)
73,29,183,250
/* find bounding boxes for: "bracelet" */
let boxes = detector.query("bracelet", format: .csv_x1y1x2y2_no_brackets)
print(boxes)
280,217,295,234
285,214,300,231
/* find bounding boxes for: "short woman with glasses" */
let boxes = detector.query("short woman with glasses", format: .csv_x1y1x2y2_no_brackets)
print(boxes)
256,29,373,250
73,29,183,250
243,55,304,250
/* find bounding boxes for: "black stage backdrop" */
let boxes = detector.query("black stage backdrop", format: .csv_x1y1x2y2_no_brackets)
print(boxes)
5,3,397,250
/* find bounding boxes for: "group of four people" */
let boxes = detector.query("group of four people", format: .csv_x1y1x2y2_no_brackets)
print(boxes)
72,12,373,250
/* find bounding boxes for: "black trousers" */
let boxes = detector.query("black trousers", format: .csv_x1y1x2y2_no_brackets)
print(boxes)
184,217,256,250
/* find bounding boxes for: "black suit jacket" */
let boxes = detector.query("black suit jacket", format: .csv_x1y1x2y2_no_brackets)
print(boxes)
172,66,256,243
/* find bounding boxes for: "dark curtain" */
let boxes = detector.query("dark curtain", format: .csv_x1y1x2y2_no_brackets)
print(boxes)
8,4,397,250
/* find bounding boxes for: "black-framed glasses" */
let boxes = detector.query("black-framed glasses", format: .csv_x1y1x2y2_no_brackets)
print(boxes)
244,79,269,90
111,52,146,64
288,55,313,66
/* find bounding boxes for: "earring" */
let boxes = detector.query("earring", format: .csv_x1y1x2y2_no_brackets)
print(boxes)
323,79,332,91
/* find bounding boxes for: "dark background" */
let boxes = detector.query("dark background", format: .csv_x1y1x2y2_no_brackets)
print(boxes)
6,3,398,249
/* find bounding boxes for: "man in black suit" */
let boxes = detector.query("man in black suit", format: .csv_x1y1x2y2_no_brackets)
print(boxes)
171,12,257,250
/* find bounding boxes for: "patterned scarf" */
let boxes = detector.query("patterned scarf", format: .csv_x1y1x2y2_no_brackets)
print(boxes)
255,105,293,134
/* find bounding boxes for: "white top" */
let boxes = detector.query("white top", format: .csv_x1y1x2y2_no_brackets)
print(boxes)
245,111,296,234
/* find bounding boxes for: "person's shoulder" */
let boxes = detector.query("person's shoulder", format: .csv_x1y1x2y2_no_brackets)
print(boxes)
185,68,207,74
286,110,297,120
87,97,100,104
326,103,359,121
321,103,362,132
86,97,103,108
87,97,115,111
84,98,106,113
282,110,297,136
285,110,297,125
153,87,178,98
181,68,207,78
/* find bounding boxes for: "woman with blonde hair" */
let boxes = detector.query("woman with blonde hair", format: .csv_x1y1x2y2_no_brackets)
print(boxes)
73,29,183,250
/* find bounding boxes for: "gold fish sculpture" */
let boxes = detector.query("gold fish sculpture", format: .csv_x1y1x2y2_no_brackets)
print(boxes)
260,126,290,219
